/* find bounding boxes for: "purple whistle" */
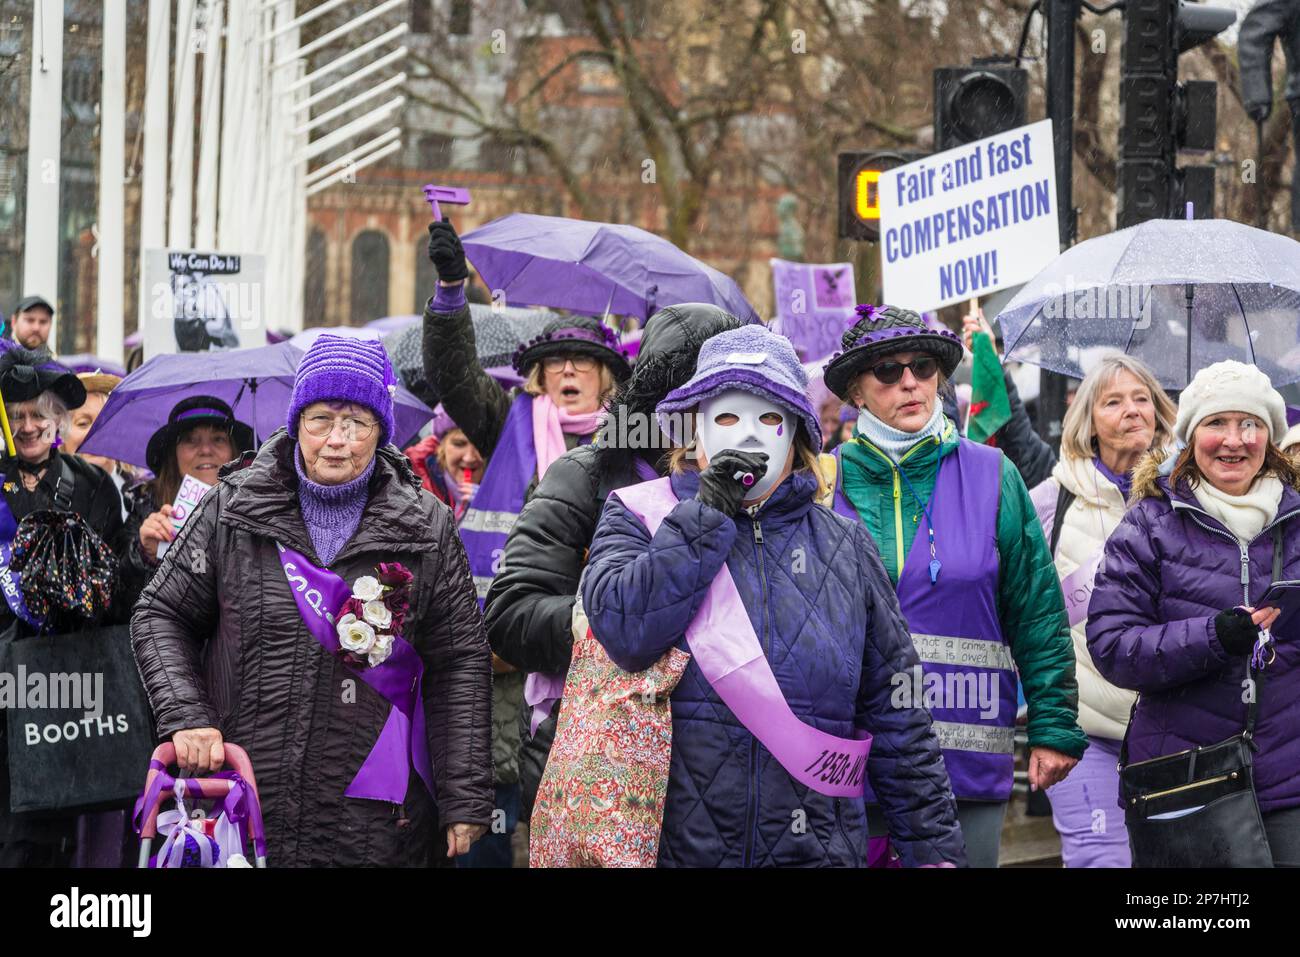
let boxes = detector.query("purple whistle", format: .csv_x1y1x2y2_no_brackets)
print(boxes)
732,470,756,487
423,184,471,221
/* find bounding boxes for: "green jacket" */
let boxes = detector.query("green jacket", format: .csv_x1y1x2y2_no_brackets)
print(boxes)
837,420,1087,759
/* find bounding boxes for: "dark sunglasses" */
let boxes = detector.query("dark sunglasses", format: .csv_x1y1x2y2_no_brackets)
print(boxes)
867,356,940,385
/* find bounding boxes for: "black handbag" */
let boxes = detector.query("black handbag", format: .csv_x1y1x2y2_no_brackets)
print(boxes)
1118,528,1282,869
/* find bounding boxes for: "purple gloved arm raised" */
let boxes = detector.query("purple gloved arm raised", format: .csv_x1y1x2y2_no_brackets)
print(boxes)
430,282,467,314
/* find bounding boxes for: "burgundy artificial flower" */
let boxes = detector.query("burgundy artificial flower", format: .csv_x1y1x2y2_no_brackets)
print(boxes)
377,562,413,589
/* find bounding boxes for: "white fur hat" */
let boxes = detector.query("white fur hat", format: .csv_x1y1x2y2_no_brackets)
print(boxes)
1173,360,1287,444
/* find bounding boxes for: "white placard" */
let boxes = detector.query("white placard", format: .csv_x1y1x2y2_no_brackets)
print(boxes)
879,120,1060,311
156,474,213,561
142,249,267,359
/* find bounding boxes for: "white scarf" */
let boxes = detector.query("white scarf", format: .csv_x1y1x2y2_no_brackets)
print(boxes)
854,402,946,462
1191,474,1284,544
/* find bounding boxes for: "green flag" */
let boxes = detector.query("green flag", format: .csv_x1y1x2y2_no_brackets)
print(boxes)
966,332,1011,445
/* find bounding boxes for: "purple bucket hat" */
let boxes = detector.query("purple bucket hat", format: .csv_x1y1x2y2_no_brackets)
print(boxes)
823,304,963,400
655,324,822,449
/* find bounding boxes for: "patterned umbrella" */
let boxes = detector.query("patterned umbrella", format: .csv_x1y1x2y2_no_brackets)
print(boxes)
382,303,556,407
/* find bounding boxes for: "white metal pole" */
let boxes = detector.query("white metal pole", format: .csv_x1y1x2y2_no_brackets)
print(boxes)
292,97,406,164
285,25,408,94
305,140,402,196
293,73,407,136
304,127,401,185
292,45,408,112
96,0,125,364
194,0,223,249
139,0,170,339
218,0,247,249
22,0,64,334
272,0,405,70
168,0,198,249
264,0,353,42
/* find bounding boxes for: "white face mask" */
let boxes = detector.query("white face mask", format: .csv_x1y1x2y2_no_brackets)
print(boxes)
695,389,796,502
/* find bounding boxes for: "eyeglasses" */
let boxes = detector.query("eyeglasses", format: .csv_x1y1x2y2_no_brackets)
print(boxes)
867,356,940,385
542,354,598,373
301,413,378,441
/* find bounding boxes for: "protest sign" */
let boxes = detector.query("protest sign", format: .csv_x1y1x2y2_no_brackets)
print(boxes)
143,249,267,359
878,120,1059,311
769,258,857,361
156,474,213,560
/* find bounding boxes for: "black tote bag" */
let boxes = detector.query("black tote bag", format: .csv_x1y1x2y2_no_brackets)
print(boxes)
2,625,155,814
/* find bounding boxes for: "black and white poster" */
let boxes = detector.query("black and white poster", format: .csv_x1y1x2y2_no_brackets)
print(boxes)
143,249,267,358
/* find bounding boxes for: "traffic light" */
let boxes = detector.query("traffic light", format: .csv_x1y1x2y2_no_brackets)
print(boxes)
837,150,926,242
1117,0,1235,226
933,65,1028,152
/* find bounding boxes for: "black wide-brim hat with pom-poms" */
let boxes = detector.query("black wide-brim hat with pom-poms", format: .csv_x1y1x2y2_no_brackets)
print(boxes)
823,304,964,400
0,347,86,410
511,314,632,382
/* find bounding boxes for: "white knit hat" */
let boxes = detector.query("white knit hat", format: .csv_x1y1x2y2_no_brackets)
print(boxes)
1173,360,1287,444
1283,422,1300,452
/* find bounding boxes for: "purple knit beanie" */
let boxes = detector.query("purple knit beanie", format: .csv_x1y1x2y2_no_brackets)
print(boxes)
287,334,398,444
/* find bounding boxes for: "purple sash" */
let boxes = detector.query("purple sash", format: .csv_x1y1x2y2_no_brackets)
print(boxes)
461,394,536,609
275,543,434,803
0,496,40,628
612,478,872,798
1060,549,1103,627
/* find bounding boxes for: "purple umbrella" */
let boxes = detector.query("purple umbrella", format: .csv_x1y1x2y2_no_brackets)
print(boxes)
124,329,291,350
460,213,759,322
77,342,434,469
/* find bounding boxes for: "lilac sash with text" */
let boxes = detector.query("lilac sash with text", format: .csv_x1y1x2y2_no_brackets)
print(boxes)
1060,549,1103,627
275,543,434,803
612,478,871,798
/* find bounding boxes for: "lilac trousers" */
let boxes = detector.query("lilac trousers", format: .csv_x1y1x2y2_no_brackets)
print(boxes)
1047,734,1131,868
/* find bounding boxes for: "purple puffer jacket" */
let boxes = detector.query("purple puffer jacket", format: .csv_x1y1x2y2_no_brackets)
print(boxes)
1086,460,1300,813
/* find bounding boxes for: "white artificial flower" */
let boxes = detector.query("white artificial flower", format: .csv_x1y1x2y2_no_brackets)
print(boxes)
362,599,392,629
337,614,376,654
367,632,394,668
352,576,383,602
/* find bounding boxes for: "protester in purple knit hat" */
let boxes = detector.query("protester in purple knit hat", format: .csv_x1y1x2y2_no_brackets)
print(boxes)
132,332,495,867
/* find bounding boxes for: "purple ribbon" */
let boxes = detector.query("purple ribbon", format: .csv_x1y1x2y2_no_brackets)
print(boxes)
275,543,434,803
524,672,566,737
612,478,872,798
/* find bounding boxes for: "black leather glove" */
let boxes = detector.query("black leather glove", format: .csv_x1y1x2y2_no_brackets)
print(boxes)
427,218,468,284
1214,607,1257,656
695,449,769,516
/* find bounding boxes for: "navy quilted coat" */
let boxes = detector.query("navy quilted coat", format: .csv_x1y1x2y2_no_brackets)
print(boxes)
1086,466,1300,813
582,469,965,867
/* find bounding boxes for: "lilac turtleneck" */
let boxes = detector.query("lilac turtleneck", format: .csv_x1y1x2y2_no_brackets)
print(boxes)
295,446,375,565
1092,455,1133,501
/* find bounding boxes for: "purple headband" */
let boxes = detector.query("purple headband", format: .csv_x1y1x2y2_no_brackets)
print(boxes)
827,325,962,362
512,324,624,372
175,407,230,424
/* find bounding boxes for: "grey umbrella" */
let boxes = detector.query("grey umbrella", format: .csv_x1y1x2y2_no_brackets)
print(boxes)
383,303,559,407
997,218,1300,390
